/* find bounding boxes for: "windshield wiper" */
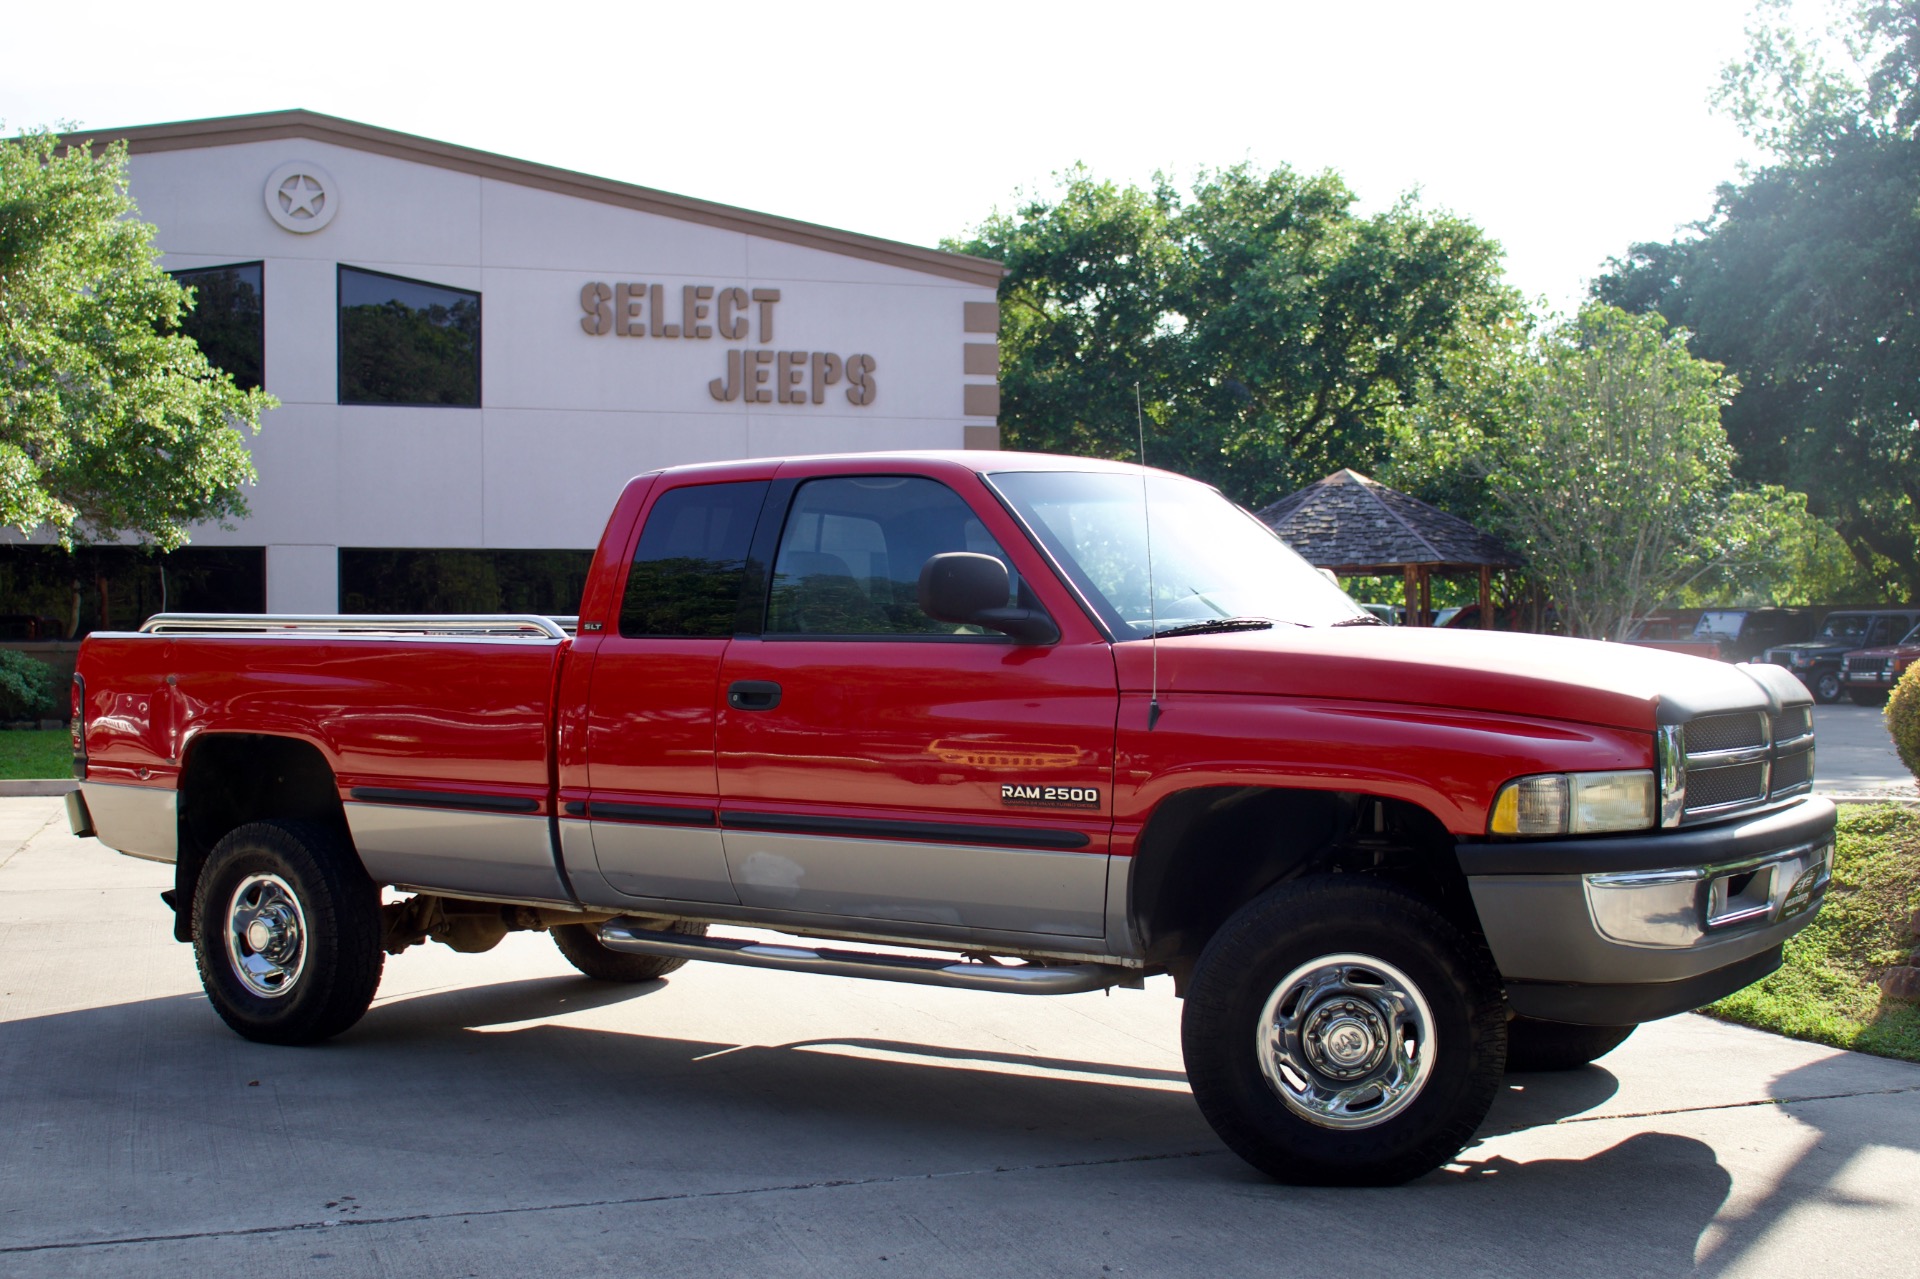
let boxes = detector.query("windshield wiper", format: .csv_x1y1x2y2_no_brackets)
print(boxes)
1149,617,1278,639
1332,615,1383,627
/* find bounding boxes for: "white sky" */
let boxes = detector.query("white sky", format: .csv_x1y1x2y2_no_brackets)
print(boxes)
3,0,1767,313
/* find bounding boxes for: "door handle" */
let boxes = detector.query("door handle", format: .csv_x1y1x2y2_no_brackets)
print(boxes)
727,680,783,711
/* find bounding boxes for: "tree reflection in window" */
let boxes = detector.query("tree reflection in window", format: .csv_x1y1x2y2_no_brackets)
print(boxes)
620,482,768,638
170,263,264,391
338,266,480,406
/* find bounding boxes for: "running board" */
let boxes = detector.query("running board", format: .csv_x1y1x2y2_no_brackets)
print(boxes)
595,920,1131,995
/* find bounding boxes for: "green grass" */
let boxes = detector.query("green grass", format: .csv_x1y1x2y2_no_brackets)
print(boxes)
0,729,75,780
1708,804,1920,1063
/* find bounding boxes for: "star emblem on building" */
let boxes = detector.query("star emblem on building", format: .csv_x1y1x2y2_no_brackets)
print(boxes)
278,174,326,219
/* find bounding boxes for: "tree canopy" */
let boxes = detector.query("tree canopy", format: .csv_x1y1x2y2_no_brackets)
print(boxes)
0,127,271,550
1464,306,1807,640
1594,0,1920,598
947,163,1517,509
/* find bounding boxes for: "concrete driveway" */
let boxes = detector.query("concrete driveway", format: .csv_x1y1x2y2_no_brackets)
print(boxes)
1813,702,1915,801
4,798,1918,1278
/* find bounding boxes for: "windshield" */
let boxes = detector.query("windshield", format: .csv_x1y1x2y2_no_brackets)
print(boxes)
988,469,1367,637
1818,614,1868,641
1694,611,1746,638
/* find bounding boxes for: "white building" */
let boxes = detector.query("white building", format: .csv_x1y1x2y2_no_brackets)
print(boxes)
5,110,1002,629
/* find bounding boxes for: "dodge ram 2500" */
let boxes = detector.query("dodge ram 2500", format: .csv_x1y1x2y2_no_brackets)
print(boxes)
69,451,1835,1185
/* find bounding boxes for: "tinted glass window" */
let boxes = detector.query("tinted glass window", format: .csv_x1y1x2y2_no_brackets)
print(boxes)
171,263,263,391
620,482,768,638
340,549,591,615
338,266,480,406
0,546,265,638
765,476,1017,637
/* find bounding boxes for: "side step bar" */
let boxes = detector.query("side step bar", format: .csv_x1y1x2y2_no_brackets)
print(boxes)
596,919,1133,995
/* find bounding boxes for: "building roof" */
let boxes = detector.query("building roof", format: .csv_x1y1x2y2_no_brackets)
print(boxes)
66,110,1003,288
1255,469,1521,571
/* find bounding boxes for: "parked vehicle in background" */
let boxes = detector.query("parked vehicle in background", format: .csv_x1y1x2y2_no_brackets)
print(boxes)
1624,615,1721,660
1839,623,1920,706
1360,602,1403,625
1692,609,1816,664
1763,609,1920,704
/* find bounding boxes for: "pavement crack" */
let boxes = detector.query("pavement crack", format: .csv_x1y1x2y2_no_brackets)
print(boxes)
1499,1083,1920,1133
0,1149,1220,1256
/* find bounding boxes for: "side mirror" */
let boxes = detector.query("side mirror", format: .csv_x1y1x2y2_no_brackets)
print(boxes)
917,553,1059,645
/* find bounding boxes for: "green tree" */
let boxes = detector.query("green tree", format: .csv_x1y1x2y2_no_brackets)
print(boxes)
1474,306,1794,640
1594,0,1920,599
948,163,1517,508
0,126,271,550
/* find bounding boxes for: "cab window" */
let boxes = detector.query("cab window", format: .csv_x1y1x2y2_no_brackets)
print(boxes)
763,476,1025,637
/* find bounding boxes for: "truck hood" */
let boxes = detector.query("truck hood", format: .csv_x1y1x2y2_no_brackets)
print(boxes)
1846,644,1920,661
1113,625,1809,732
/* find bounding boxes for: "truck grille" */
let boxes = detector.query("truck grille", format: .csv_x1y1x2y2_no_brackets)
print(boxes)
1668,704,1815,825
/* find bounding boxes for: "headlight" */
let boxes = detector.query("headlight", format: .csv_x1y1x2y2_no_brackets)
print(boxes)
1490,771,1656,836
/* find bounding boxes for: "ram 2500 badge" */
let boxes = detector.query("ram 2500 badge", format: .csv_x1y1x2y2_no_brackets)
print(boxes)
69,452,1835,1185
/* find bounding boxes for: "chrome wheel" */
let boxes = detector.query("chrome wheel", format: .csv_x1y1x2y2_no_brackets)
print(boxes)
1256,952,1436,1130
224,872,308,999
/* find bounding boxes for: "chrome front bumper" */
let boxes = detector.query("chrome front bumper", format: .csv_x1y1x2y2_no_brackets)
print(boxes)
1583,837,1832,949
1456,797,1837,1024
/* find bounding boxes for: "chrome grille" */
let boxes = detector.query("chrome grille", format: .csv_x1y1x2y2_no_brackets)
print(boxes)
1770,749,1813,794
1669,701,1814,824
1770,706,1812,742
1687,713,1766,753
1687,763,1767,809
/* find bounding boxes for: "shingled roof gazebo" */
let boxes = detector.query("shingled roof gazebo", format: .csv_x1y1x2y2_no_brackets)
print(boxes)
1255,469,1522,627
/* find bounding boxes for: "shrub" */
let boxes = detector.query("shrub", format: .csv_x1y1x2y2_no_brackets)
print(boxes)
0,650,58,722
1890,662,1920,782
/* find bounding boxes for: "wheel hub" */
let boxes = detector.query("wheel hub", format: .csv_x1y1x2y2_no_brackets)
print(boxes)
1257,953,1436,1131
1304,1000,1388,1079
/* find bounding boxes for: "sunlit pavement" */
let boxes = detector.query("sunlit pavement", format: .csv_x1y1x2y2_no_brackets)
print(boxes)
1812,702,1914,802
3,798,1917,1278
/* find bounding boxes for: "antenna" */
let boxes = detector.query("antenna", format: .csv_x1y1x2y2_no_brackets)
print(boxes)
1137,383,1161,731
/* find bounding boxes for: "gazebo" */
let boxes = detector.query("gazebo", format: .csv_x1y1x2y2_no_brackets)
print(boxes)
1255,469,1522,627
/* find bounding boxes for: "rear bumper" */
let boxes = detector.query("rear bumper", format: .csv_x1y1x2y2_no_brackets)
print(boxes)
1457,798,1835,1026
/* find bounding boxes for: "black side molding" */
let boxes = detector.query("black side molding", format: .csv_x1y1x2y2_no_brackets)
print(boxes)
348,787,540,814
720,810,1090,850
586,802,716,827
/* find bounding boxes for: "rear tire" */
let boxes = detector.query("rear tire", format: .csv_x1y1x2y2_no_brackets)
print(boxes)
1505,1017,1635,1071
552,919,707,982
1812,670,1843,703
191,820,384,1045
1180,876,1506,1186
1849,688,1889,707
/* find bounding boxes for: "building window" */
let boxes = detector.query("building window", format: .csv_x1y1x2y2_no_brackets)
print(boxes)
170,262,264,391
339,549,592,616
0,546,265,639
620,482,769,638
337,266,481,407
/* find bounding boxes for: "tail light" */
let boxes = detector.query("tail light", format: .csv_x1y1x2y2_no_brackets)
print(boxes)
70,675,85,779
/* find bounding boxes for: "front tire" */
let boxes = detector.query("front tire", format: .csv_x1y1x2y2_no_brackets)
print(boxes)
1181,876,1506,1186
1812,670,1843,703
191,820,384,1045
552,919,708,982
1505,1017,1635,1071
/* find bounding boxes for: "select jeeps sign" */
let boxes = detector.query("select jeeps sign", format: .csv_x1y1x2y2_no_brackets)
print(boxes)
577,281,876,406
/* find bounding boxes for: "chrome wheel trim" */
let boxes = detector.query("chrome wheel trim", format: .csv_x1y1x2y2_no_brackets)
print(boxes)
225,872,308,999
1256,952,1436,1131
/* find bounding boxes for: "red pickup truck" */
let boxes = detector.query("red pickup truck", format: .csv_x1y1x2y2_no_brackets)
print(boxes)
69,451,1835,1186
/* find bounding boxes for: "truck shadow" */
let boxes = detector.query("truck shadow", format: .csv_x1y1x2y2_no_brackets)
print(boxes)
6,981,1913,1275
